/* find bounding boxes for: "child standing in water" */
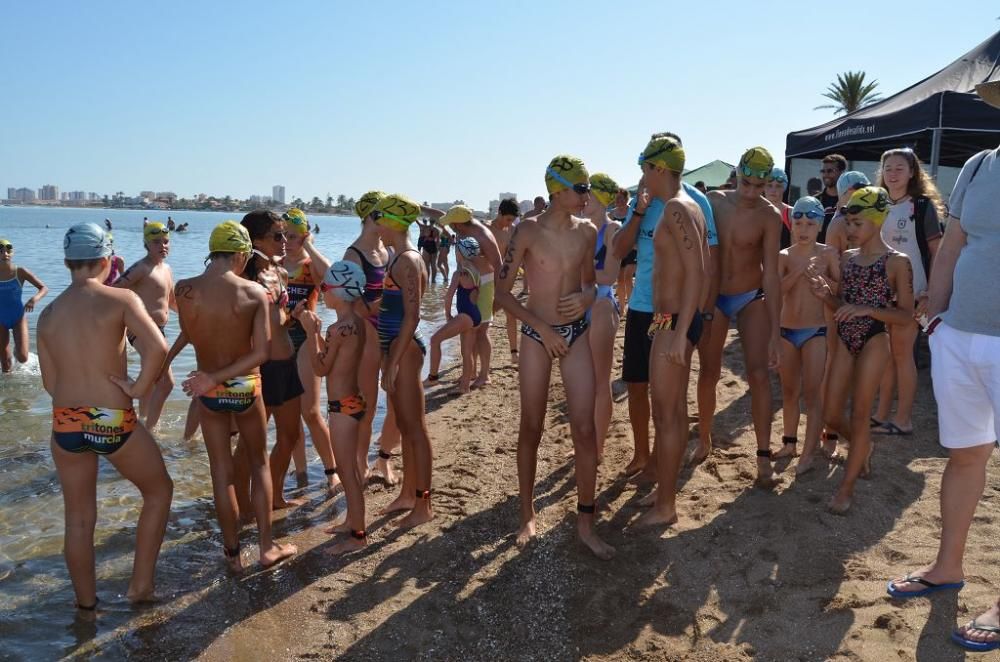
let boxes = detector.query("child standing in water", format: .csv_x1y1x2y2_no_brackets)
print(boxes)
426,237,482,393
0,238,47,372
774,197,839,474
297,261,370,553
809,187,914,514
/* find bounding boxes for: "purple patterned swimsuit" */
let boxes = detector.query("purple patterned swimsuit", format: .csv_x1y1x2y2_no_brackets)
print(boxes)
837,253,892,357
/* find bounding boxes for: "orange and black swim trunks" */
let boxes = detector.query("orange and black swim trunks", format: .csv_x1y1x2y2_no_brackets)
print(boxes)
53,407,138,455
328,393,366,421
198,374,261,413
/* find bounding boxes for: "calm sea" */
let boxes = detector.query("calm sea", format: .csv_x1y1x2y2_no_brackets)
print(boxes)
0,206,454,660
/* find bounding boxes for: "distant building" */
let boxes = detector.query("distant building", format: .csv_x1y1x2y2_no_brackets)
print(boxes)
11,187,37,202
6,188,16,200
60,192,70,201
488,200,500,216
39,184,59,201
272,185,286,205
498,191,517,202
518,200,534,214
155,191,177,202
68,191,86,201
140,190,156,200
88,192,100,201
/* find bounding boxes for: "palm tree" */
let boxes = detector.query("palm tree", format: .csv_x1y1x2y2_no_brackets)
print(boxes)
815,71,883,115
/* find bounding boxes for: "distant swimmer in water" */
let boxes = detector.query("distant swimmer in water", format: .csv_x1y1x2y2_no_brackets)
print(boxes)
167,217,176,231
112,223,175,430
38,222,172,609
105,218,112,231
0,238,48,372
167,220,297,570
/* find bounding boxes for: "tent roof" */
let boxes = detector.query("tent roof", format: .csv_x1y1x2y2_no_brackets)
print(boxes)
786,30,1000,164
682,160,734,188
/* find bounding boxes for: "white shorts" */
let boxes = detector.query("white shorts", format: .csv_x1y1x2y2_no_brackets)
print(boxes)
930,321,1000,448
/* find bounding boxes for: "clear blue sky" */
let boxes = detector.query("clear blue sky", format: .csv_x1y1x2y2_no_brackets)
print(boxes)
2,1,996,209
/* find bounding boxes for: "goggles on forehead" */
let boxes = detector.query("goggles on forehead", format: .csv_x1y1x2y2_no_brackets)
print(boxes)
546,167,590,194
738,163,772,179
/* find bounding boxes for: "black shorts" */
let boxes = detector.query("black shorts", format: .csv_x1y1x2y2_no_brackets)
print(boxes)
620,249,638,268
260,358,304,407
622,309,654,383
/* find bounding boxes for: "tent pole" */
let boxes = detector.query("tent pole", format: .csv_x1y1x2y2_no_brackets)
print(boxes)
930,128,942,179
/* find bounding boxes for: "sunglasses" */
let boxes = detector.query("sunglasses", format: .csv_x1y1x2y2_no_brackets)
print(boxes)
546,167,590,194
739,163,772,179
792,210,824,220
271,232,287,242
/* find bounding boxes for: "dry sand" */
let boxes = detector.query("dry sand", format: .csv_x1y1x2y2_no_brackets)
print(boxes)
73,322,999,661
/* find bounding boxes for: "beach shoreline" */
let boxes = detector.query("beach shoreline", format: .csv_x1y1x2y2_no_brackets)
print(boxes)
21,321,1000,661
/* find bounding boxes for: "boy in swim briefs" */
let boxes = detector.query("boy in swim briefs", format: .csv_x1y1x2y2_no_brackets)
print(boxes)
113,222,176,430
495,154,615,560
0,237,47,372
38,222,172,610
809,187,914,514
775,197,840,475
630,136,710,528
702,147,783,489
297,260,370,553
171,220,297,570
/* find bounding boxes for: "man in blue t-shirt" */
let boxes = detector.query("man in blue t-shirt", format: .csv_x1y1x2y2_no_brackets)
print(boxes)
612,132,719,479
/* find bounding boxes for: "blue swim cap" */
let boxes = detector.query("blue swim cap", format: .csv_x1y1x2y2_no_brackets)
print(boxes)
64,222,114,260
836,171,870,198
767,166,788,188
791,196,825,222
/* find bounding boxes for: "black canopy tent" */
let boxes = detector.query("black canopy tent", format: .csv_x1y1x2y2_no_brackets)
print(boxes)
785,29,1000,179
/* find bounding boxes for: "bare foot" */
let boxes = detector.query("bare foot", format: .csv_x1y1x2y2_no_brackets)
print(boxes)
323,519,351,535
510,350,519,366
516,519,537,547
126,586,159,604
638,488,657,507
326,472,343,495
821,436,842,462
685,443,711,467
422,376,440,388
773,443,798,460
635,506,678,528
631,466,657,485
754,459,782,490
457,381,471,395
273,496,306,510
860,450,873,480
471,377,491,389
827,492,852,515
328,535,367,555
622,455,647,477
795,454,818,476
394,505,433,529
381,494,415,515
224,549,244,573
260,542,297,568
577,525,616,560
294,471,309,489
370,457,399,487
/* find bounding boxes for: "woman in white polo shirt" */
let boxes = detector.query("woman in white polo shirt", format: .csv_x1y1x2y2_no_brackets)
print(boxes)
886,80,1000,653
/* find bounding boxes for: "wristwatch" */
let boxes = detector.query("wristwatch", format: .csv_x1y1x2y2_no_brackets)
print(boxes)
702,312,715,321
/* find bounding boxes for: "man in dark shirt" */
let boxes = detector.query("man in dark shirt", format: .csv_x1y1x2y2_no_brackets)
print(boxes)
817,154,847,242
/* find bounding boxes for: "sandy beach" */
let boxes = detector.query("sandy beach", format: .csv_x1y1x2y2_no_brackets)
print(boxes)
59,320,999,662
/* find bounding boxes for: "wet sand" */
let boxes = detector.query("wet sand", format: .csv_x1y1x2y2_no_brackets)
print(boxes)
52,322,1000,661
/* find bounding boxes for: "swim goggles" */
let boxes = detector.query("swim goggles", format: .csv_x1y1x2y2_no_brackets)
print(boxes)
738,163,773,179
145,227,169,237
841,203,888,216
379,211,418,224
546,167,591,194
0,241,12,252
791,210,824,220
637,141,682,167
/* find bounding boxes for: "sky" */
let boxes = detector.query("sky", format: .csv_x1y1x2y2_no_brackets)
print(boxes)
2,0,996,210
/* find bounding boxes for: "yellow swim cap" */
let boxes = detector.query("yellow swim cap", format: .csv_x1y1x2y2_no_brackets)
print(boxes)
846,186,891,226
737,147,775,179
282,208,309,235
544,155,590,195
440,205,473,226
209,220,252,254
143,222,169,241
355,190,385,220
589,173,620,208
639,136,685,173
375,193,421,233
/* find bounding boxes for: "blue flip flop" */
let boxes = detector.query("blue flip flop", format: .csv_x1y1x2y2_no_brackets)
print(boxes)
886,574,964,598
951,619,1000,652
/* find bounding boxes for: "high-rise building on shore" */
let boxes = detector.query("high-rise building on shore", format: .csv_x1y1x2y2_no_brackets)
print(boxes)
39,184,59,201
7,187,37,202
272,185,286,205
6,188,16,200
498,191,517,201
